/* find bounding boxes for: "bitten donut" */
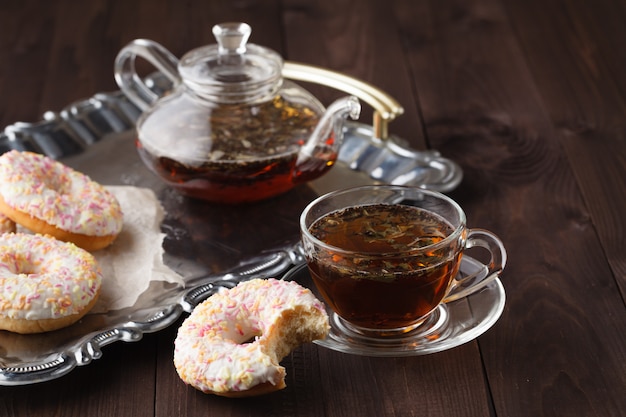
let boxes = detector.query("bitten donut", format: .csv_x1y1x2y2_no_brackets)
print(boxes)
0,233,102,334
0,213,15,234
0,150,123,251
174,278,329,397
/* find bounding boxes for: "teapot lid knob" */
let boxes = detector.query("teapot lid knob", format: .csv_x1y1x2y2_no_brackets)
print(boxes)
178,22,283,103
213,22,251,55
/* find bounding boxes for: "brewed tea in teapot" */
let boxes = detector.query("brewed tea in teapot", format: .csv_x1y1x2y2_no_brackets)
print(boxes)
115,22,360,203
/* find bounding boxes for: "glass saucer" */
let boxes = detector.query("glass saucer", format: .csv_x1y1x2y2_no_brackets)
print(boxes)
282,255,505,357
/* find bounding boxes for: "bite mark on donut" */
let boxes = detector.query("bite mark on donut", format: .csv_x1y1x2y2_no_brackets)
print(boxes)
174,278,329,397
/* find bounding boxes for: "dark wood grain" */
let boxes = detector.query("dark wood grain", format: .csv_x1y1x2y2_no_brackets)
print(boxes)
502,0,626,292
281,0,427,148
390,0,626,416
0,0,624,416
501,0,626,413
282,4,492,416
0,334,157,417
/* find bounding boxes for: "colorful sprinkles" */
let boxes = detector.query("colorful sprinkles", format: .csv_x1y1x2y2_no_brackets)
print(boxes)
0,233,101,320
0,150,123,236
174,278,327,394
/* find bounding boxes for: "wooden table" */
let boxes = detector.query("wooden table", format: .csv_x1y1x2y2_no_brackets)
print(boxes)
1,0,624,416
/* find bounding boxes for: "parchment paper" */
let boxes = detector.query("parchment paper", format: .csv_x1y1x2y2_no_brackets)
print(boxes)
91,186,184,313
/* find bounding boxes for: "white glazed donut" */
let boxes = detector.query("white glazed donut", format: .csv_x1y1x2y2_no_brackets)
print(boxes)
0,213,15,234
0,233,102,334
174,278,329,397
0,150,123,251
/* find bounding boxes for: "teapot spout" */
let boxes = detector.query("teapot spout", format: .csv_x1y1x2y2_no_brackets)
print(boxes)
296,96,361,166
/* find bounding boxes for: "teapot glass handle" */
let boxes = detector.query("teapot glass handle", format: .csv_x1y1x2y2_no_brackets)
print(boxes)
114,39,182,111
114,40,404,139
282,62,404,140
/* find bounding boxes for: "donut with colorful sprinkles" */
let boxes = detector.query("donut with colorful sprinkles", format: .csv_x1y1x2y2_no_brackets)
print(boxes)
0,233,102,334
0,150,123,251
174,278,329,397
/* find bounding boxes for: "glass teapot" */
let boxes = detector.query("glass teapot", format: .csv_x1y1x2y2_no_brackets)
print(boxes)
114,22,362,203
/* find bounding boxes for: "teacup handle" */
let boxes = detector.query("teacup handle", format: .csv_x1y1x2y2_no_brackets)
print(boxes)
114,39,182,111
443,229,507,303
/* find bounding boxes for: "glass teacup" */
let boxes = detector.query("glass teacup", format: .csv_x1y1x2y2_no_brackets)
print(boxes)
299,185,507,337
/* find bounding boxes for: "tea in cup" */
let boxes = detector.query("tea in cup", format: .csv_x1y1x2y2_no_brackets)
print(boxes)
299,185,506,337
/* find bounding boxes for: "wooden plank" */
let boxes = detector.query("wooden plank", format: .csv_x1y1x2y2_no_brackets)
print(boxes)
502,0,626,291
391,0,626,415
153,3,490,415
0,1,622,416
281,0,427,148
0,2,158,416
156,322,328,417
282,2,493,416
145,2,294,416
0,0,55,126
315,346,491,417
500,1,626,412
0,334,157,417
157,324,490,417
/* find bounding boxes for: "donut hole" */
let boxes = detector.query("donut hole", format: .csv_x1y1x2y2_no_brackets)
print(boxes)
224,318,262,345
17,266,37,276
10,257,43,277
42,178,67,195
42,180,73,203
225,329,261,345
32,163,72,195
0,245,57,278
239,334,261,344
38,168,89,216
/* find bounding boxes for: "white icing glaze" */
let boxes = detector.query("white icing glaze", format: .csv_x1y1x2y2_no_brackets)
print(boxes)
0,233,102,320
0,150,123,237
174,278,327,394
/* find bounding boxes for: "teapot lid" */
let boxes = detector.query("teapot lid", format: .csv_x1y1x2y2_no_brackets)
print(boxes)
178,22,283,103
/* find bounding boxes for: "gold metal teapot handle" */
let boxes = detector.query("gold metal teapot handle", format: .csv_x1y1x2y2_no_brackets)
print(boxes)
282,62,404,140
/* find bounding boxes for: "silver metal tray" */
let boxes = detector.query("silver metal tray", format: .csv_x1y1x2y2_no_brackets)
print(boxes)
0,83,462,385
